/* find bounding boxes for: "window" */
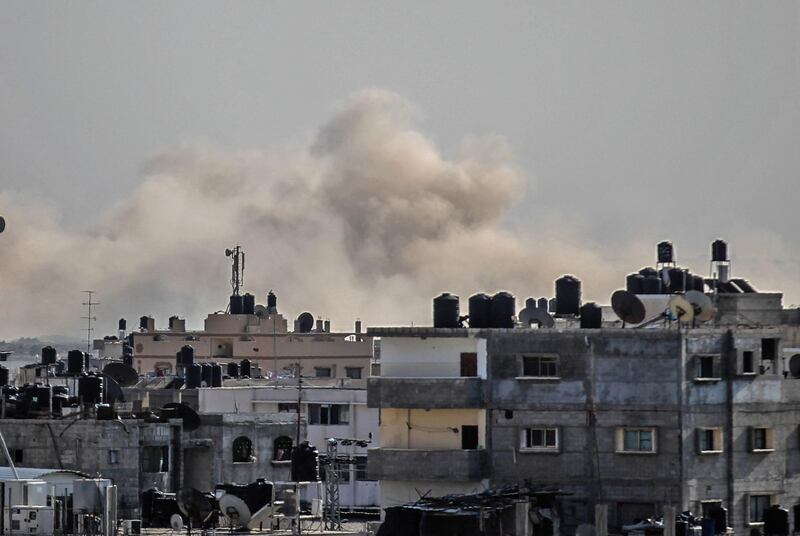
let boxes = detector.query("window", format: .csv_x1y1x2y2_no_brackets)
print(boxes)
315,367,332,378
742,351,755,374
521,355,559,378
762,339,779,360
12,449,23,464
617,428,656,453
749,495,771,524
345,367,362,380
232,436,254,463
278,403,298,413
697,428,722,453
462,425,479,449
460,353,478,377
521,428,559,452
108,449,120,465
355,456,374,481
308,404,349,425
750,427,774,451
273,436,293,461
142,446,169,472
696,355,719,380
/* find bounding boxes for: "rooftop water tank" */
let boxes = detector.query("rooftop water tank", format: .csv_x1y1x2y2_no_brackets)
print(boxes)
641,275,662,295
626,274,644,294
537,297,549,311
667,268,686,294
185,364,202,389
242,293,256,315
227,362,240,378
201,363,213,387
555,275,581,316
711,239,728,262
433,293,460,328
579,302,602,329
240,359,252,378
657,241,674,264
78,374,102,405
67,350,85,376
468,294,491,329
211,364,223,387
490,292,516,328
41,346,57,365
638,267,658,278
230,295,243,315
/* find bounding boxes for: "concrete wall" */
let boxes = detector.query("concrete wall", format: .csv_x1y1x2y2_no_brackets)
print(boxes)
380,337,485,378
380,408,485,449
0,419,174,518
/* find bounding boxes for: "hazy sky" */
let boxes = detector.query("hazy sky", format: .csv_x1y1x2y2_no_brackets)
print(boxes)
1,2,799,338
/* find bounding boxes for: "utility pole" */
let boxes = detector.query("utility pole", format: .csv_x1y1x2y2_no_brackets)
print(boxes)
82,290,99,354
292,362,303,536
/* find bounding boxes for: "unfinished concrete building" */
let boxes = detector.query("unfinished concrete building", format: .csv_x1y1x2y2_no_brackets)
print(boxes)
368,247,800,534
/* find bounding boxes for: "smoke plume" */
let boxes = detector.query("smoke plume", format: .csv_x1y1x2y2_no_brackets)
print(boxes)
1,89,792,339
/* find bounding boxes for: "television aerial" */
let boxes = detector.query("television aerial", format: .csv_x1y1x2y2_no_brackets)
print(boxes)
685,290,714,322
668,295,694,323
225,245,245,296
254,305,268,319
218,494,252,528
611,290,646,325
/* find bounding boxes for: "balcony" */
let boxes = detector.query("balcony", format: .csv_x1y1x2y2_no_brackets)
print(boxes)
367,448,489,481
367,377,485,409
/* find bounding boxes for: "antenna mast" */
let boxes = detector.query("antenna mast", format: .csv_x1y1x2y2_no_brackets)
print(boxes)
81,290,99,353
225,245,245,296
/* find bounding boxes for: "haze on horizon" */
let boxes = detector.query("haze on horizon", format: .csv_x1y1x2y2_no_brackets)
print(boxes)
1,1,799,340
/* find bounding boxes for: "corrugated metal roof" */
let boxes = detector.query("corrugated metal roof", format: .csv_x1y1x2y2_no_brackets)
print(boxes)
0,466,88,481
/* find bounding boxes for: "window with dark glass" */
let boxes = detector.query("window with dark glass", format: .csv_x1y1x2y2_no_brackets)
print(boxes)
273,436,293,461
750,495,771,523
345,367,362,380
521,355,559,378
308,404,349,425
142,446,169,472
232,436,254,462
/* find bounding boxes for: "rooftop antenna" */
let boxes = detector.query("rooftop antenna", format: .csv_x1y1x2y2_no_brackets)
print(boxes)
225,245,245,296
81,290,99,354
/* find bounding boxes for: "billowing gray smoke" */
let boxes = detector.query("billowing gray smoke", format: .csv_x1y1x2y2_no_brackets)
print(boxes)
5,89,793,339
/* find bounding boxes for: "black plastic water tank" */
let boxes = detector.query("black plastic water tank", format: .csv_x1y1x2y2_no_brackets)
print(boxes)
227,362,240,378
211,364,222,387
78,374,103,405
657,241,674,263
626,273,644,294
178,345,194,367
240,359,252,378
229,295,243,315
668,268,686,293
0,366,8,387
641,275,662,295
201,363,213,387
84,352,91,370
638,267,658,278
490,292,516,328
267,291,277,310
67,350,85,376
764,505,789,536
711,239,728,262
242,293,256,315
579,302,602,329
433,293,460,328
290,441,319,482
139,316,150,330
41,346,57,365
118,318,127,331
692,275,706,292
548,298,557,312
185,364,203,389
555,275,581,316
468,294,491,329
537,297,549,311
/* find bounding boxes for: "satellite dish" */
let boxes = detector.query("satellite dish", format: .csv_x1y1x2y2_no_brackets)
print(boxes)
685,290,714,322
611,290,646,325
668,295,694,323
296,312,314,333
162,402,201,431
219,494,252,528
518,306,555,328
789,355,800,379
102,375,124,404
254,305,268,319
0,216,5,234
103,362,139,387
170,514,184,531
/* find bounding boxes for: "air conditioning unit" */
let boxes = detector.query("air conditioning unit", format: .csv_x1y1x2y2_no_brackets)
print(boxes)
122,519,142,535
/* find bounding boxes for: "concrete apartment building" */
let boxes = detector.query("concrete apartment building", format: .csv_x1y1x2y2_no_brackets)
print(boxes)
198,382,380,509
129,309,373,379
368,292,800,534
